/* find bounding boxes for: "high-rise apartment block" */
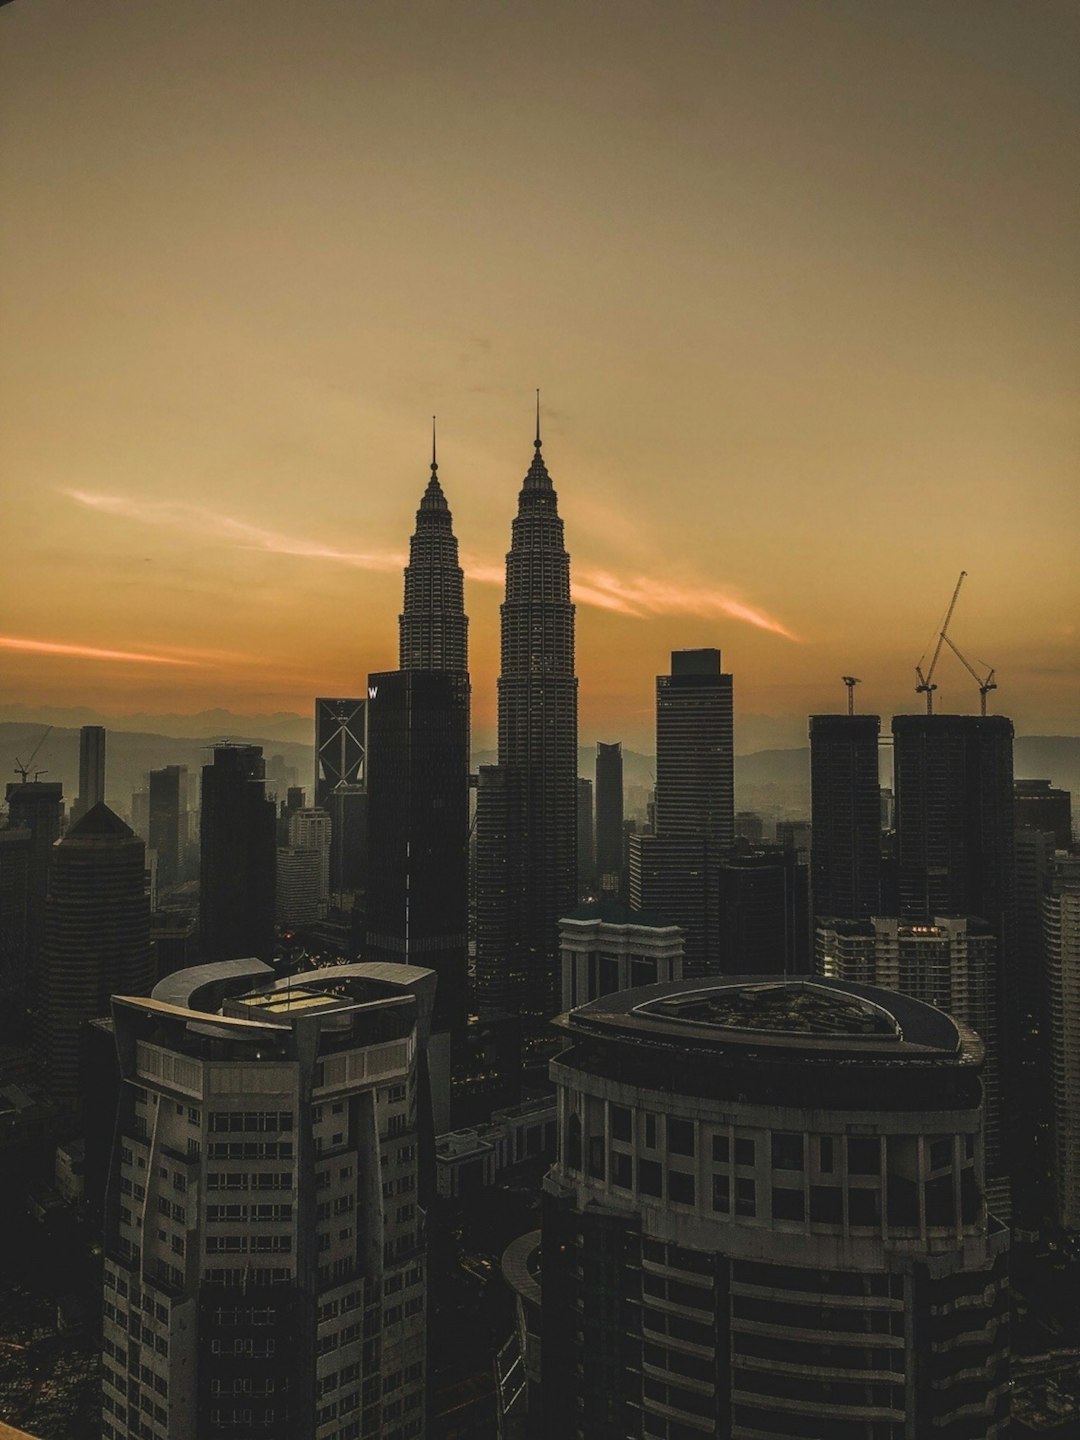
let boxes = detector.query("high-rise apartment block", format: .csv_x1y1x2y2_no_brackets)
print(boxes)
594,742,624,895
36,803,152,1110
809,713,881,922
5,780,63,979
542,976,1010,1438
199,745,276,964
476,415,577,1018
101,960,432,1440
287,808,332,912
576,778,594,896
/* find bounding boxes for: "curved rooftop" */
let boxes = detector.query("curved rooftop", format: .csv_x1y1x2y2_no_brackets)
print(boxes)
559,976,981,1066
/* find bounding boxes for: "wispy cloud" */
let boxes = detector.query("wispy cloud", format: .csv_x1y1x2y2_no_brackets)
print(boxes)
65,490,405,573
66,489,797,639
0,636,199,667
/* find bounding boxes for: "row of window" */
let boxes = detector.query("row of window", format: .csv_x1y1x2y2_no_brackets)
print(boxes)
209,1111,294,1133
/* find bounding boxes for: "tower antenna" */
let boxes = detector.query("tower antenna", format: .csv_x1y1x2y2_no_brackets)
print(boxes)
535,388,541,447
841,677,861,716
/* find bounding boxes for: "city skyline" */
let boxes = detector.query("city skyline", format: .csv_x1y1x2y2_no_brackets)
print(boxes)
1,0,1077,748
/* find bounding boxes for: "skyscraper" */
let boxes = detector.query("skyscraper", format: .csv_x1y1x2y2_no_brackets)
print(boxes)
148,764,186,892
477,405,578,1018
314,697,367,898
366,438,470,1036
809,713,881,922
5,779,63,984
35,802,152,1110
1015,778,1072,849
102,960,433,1440
71,724,106,823
576,778,594,896
1044,854,1080,1231
629,650,733,976
542,976,1010,1438
199,744,276,963
594,742,624,895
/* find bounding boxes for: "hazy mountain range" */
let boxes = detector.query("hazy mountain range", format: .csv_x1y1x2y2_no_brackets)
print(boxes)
3,714,1078,826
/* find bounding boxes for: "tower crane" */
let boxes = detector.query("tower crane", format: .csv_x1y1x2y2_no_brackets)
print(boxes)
940,634,997,716
13,726,52,784
914,571,967,715
841,677,861,716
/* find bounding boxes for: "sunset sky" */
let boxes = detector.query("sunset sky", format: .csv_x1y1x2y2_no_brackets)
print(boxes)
1,0,1077,751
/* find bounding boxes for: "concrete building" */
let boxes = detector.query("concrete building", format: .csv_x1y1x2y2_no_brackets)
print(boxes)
559,901,684,1011
275,847,326,928
101,960,433,1440
595,743,624,895
542,976,1010,1439
435,1097,556,1200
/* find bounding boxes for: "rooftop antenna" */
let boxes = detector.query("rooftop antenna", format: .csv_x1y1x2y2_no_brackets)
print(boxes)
841,677,861,716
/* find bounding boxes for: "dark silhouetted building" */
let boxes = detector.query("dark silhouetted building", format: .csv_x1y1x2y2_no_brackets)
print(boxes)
148,764,186,891
542,976,1010,1439
1015,778,1072,850
809,713,881,922
366,447,470,1040
1045,855,1080,1230
199,744,275,963
366,669,470,1034
595,741,624,895
717,846,809,976
71,724,106,824
5,779,63,984
630,650,734,976
0,824,31,1026
576,778,594,896
559,899,683,1009
476,412,577,1018
35,803,151,1110
314,696,367,898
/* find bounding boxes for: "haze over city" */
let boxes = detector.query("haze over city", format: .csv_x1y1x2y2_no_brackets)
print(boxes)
2,0,1078,750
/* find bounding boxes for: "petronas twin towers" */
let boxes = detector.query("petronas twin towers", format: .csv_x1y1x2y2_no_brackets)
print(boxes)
374,406,578,1021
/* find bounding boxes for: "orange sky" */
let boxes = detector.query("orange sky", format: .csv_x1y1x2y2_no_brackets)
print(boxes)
1,0,1077,751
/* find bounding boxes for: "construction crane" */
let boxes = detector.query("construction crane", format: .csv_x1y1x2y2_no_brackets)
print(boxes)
13,725,52,784
941,634,997,716
841,676,861,716
915,571,967,715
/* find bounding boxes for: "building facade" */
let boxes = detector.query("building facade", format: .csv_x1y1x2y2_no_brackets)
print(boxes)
1044,854,1080,1231
149,765,187,893
101,960,433,1440
595,743,625,896
72,724,107,823
314,698,367,899
559,901,684,1011
543,976,1010,1439
1015,778,1072,850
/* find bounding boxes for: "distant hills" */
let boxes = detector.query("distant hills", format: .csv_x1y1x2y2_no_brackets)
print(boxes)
3,718,1077,827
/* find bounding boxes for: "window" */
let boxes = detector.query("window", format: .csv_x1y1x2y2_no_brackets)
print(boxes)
809,1185,843,1224
848,1137,880,1176
929,1138,952,1172
771,1133,803,1171
610,1105,632,1143
771,1187,804,1222
712,1174,730,1213
668,1171,695,1206
566,1114,582,1171
734,1138,755,1168
611,1151,632,1189
638,1159,663,1198
644,1113,658,1150
819,1137,834,1173
848,1188,880,1226
735,1178,756,1217
668,1118,695,1157
711,1134,729,1165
